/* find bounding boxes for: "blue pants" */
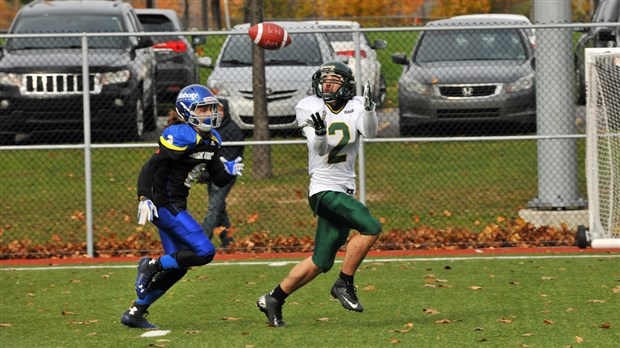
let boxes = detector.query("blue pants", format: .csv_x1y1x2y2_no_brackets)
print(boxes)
155,208,215,257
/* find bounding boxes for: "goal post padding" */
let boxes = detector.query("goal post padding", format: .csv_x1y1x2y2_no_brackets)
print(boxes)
585,47,620,247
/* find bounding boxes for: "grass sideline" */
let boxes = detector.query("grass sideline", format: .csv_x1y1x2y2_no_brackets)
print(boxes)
1,251,619,347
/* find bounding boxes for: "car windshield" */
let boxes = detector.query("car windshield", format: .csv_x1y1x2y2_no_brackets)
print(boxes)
7,15,129,50
415,29,527,62
322,27,368,44
220,32,323,66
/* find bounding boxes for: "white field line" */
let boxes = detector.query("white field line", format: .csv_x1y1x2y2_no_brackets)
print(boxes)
1,254,618,271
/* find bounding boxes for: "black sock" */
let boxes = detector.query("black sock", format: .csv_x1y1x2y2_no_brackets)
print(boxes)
339,271,354,285
269,285,288,303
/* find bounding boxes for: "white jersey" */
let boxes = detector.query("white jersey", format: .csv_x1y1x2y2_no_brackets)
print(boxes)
295,95,378,197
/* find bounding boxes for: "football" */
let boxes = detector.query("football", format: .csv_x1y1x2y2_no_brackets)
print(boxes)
248,22,292,50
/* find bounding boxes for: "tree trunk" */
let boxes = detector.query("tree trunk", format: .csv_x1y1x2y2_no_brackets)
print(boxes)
247,0,273,179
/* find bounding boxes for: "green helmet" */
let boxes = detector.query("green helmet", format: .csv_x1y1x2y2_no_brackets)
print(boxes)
312,61,355,103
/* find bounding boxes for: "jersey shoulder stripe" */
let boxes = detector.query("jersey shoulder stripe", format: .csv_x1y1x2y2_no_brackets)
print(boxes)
160,124,200,151
211,129,222,146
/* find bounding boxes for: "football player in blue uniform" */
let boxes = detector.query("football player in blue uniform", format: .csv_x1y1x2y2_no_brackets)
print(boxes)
121,84,244,329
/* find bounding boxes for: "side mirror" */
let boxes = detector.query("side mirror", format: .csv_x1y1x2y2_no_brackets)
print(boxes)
191,35,206,47
137,35,153,49
391,52,408,65
372,39,387,50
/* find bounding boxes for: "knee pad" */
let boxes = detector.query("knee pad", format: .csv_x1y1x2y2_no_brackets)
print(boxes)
174,249,215,268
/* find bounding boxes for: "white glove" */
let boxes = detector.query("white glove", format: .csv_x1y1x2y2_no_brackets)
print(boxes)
137,198,158,225
363,81,375,111
220,156,244,176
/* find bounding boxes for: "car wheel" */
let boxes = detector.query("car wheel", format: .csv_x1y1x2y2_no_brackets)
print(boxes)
0,133,16,145
376,73,387,108
144,92,157,132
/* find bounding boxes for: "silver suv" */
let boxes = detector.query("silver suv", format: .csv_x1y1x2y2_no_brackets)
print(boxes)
205,22,338,132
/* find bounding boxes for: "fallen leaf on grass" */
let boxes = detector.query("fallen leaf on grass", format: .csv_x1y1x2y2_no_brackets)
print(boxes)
468,286,483,290
0,323,13,327
184,330,201,334
522,333,534,337
497,318,513,323
541,276,555,280
316,317,330,321
222,317,239,321
587,299,606,303
389,338,400,344
86,332,96,336
575,336,584,343
423,308,440,314
435,319,453,324
405,323,414,328
363,285,376,291
61,311,76,315
543,319,555,324
612,286,620,293
600,323,611,329
388,329,410,333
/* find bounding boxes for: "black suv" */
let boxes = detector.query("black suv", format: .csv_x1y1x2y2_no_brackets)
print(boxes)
574,0,620,104
0,0,157,143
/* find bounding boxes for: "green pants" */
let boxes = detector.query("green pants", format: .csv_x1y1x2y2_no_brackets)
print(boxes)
308,191,382,272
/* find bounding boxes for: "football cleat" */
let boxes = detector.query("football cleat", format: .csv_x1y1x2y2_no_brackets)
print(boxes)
256,294,286,327
331,278,364,312
135,257,163,299
120,303,158,329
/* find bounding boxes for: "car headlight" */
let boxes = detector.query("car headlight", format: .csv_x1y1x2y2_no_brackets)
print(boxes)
505,74,534,93
402,79,432,95
207,79,230,96
101,70,131,85
0,72,21,87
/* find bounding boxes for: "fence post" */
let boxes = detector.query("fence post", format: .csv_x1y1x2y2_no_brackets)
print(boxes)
82,34,94,257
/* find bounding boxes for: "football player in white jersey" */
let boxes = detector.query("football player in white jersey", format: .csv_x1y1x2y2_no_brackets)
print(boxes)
257,61,382,327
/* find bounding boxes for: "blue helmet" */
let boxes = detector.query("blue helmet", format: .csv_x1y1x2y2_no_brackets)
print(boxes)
175,84,221,132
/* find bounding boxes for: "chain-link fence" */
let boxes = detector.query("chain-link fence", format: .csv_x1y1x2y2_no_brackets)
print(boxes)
2,22,618,258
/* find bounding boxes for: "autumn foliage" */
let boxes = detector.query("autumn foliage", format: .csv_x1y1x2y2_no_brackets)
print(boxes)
0,217,577,259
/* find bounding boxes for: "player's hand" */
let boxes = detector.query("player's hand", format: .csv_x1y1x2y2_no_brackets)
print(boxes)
363,81,375,111
137,197,158,225
310,112,326,136
220,156,244,176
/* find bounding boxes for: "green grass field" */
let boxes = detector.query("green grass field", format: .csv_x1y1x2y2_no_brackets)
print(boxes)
2,253,618,347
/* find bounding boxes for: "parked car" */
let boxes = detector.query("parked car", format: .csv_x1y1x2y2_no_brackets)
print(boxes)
391,16,536,136
574,0,620,104
305,20,388,107
0,0,157,143
135,8,206,113
204,22,339,132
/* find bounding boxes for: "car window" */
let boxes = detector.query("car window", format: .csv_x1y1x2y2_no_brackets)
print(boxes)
137,15,181,43
593,0,620,22
220,33,324,66
415,29,526,63
8,15,129,49
321,26,370,45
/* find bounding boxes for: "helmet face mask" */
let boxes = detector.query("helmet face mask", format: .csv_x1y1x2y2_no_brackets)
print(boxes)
175,84,222,132
312,61,355,103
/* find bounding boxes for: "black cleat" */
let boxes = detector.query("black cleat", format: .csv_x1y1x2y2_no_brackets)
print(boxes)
331,278,364,312
120,303,158,329
256,294,286,327
135,257,162,299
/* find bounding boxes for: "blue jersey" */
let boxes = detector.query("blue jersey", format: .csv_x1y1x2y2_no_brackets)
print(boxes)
137,124,232,211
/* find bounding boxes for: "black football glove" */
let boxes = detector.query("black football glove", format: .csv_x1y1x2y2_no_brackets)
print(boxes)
310,112,326,136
